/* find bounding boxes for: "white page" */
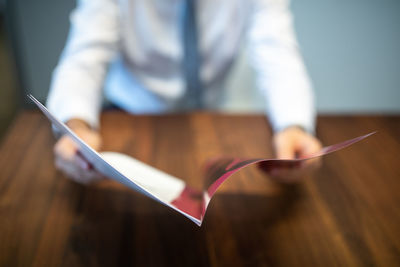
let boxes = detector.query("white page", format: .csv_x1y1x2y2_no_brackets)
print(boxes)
29,95,374,226
29,95,201,225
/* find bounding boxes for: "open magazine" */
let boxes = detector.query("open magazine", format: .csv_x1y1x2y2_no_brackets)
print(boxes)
29,95,374,226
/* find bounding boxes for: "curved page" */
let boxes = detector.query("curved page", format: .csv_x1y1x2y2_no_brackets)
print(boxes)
29,95,374,226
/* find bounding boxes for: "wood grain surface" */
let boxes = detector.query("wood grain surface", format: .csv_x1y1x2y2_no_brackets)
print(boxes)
0,111,399,266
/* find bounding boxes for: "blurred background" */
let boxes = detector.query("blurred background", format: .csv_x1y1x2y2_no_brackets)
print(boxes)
0,0,399,139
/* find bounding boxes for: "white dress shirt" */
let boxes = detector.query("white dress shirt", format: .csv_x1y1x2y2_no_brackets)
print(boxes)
47,0,315,132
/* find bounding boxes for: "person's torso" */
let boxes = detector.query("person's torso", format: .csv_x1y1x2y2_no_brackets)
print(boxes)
105,0,252,113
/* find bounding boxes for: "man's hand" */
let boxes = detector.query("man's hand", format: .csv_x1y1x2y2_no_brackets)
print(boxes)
271,126,322,183
54,119,103,184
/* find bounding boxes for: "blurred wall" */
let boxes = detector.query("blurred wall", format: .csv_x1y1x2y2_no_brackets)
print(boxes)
293,0,400,113
0,13,17,138
7,0,75,104
9,0,400,113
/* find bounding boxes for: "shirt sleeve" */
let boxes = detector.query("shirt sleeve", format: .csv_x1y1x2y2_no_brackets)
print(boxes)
46,0,120,129
247,0,316,133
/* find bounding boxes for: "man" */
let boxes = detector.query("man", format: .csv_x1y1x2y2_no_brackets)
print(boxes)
47,0,322,184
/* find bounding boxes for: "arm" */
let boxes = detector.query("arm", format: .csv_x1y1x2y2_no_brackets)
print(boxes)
47,0,120,183
247,0,321,182
47,0,120,129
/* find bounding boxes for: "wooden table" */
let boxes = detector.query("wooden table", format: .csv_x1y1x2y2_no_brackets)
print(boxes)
0,111,399,266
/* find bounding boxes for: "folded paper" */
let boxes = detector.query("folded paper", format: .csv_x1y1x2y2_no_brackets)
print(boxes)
29,95,374,226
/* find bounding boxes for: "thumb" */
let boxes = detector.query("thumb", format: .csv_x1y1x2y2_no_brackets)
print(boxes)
275,141,296,160
299,137,322,158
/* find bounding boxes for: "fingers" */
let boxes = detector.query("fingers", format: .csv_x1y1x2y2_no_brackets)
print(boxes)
75,151,94,171
298,134,323,158
54,135,77,162
52,121,103,184
270,126,323,183
297,134,323,171
273,132,296,160
53,135,103,184
275,140,295,160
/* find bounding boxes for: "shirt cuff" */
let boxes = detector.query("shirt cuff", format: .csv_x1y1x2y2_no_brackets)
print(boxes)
269,112,316,135
46,95,101,130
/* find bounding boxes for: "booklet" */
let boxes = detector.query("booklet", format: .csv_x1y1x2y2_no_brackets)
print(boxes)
29,95,374,226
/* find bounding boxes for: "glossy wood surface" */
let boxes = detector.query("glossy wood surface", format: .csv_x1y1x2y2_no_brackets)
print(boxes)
0,111,399,266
